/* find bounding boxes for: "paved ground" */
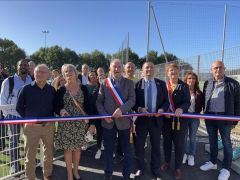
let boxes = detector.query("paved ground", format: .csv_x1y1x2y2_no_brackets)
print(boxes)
8,129,240,180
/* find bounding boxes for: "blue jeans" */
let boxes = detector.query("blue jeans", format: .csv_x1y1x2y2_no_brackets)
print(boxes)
103,126,132,178
184,118,200,155
6,115,21,174
205,120,232,170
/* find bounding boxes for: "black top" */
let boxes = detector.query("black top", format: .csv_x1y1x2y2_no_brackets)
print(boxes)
86,84,100,125
16,82,57,118
0,73,8,89
170,79,191,113
56,85,89,115
203,76,240,125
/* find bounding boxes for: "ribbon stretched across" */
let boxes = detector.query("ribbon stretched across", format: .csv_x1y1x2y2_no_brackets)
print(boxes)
0,112,239,125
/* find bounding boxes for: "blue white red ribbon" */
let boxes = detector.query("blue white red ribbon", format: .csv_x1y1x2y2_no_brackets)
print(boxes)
0,112,240,125
167,80,176,112
105,77,125,106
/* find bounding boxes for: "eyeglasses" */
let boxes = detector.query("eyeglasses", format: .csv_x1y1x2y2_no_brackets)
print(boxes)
212,66,224,70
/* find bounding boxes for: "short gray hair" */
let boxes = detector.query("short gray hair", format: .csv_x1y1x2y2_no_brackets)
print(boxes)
110,59,123,68
34,64,49,73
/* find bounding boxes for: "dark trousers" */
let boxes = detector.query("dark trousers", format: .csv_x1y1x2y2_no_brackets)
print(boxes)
205,120,232,170
95,120,103,149
0,112,6,150
103,126,132,178
0,124,7,151
135,119,162,173
162,117,187,170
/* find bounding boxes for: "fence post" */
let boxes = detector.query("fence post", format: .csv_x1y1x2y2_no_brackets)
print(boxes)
197,55,200,77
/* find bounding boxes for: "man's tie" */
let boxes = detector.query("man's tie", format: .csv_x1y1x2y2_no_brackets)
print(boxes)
147,80,152,112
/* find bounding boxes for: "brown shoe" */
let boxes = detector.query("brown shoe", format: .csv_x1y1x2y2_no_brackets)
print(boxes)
174,169,181,179
44,176,52,180
160,162,169,172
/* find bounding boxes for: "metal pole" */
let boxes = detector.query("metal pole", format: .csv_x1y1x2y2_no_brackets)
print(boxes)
146,0,151,61
151,5,168,64
126,32,129,62
221,4,227,62
197,55,200,77
42,30,49,61
121,42,124,64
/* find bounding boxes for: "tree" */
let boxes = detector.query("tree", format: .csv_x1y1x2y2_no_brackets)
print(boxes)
0,38,26,73
30,47,46,65
91,50,108,70
31,46,82,70
63,48,80,66
158,52,178,64
147,50,158,64
112,48,142,68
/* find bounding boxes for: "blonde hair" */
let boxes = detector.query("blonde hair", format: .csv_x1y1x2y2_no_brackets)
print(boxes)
61,64,79,83
166,63,179,73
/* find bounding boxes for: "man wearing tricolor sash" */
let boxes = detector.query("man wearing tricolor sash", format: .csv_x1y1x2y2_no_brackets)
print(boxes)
96,59,136,180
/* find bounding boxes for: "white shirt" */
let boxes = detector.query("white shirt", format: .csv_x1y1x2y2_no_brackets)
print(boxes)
144,78,157,113
188,94,196,113
81,74,88,85
0,73,32,117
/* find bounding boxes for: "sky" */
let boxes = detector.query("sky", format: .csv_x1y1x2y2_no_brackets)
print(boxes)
0,0,240,59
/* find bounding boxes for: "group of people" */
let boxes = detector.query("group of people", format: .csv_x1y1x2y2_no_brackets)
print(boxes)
0,58,239,180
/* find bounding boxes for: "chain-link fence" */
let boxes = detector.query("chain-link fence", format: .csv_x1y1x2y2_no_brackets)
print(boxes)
154,45,240,161
0,105,45,180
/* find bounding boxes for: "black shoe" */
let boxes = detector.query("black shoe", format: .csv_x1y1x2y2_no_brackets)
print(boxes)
152,170,162,180
122,176,131,180
134,170,144,179
104,175,112,180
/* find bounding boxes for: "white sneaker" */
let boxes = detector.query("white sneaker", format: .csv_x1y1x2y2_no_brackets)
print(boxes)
101,142,104,150
182,153,188,164
218,168,230,180
188,155,195,166
144,141,147,149
95,149,102,159
81,145,87,151
200,161,217,171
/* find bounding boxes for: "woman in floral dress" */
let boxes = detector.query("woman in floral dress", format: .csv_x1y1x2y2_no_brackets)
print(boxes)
55,64,89,180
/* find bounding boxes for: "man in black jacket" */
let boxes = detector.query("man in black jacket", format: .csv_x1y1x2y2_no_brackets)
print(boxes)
200,60,240,180
134,62,169,179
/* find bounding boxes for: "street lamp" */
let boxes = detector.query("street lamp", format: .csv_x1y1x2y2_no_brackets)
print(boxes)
42,30,49,60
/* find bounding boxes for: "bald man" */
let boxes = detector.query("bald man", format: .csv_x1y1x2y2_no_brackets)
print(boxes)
200,60,240,180
124,62,137,82
96,59,135,180
16,64,57,180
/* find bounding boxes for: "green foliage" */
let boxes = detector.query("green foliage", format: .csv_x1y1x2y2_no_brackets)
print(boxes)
1,37,186,73
0,38,26,73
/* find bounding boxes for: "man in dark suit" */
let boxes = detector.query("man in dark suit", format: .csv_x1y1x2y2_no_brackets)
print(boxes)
134,61,169,179
96,59,136,180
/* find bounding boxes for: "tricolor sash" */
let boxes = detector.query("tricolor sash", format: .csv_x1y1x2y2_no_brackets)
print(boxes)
167,80,180,130
167,80,176,112
105,77,125,106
